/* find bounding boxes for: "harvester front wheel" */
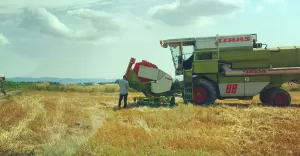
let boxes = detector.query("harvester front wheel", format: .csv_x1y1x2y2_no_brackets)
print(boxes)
192,78,217,105
269,88,291,107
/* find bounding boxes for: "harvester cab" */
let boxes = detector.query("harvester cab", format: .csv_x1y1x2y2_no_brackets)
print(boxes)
160,38,195,76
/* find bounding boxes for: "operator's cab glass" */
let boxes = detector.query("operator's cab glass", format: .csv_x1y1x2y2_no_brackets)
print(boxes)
252,39,263,48
251,34,266,49
170,44,194,71
170,46,180,70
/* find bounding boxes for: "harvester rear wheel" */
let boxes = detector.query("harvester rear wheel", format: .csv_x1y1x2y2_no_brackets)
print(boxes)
259,88,272,105
269,88,291,107
192,78,217,105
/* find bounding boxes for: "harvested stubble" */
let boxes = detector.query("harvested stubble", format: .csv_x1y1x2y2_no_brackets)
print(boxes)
77,93,300,156
1,84,300,156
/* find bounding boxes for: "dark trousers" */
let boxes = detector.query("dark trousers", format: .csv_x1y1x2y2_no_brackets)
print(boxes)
118,93,128,108
0,83,5,96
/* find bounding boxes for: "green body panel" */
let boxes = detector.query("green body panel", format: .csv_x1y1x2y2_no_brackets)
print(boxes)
267,74,300,88
266,75,283,89
191,47,300,75
200,74,218,82
219,50,270,61
184,70,192,83
269,47,300,67
193,60,218,73
232,60,270,68
220,50,270,68
281,75,300,82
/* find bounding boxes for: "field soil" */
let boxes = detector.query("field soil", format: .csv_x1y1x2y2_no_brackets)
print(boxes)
1,90,300,156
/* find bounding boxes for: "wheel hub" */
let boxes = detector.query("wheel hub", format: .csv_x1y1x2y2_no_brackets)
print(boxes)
196,92,202,96
274,93,287,105
193,87,207,104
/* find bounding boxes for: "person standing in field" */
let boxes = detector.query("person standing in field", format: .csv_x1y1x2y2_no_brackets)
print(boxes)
0,74,6,96
118,75,129,108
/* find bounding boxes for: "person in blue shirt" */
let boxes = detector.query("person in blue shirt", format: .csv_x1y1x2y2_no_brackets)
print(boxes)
118,75,129,108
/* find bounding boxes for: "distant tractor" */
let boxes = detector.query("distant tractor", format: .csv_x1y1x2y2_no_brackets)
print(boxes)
125,34,300,107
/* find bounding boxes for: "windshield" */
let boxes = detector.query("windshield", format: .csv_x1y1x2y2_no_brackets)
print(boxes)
170,45,194,70
170,46,180,69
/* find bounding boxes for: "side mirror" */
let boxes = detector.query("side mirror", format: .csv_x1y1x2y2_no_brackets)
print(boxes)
160,40,169,48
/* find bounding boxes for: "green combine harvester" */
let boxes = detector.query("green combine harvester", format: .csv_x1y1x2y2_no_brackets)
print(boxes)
125,33,300,107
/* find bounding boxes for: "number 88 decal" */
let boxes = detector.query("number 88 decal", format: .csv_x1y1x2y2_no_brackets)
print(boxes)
226,84,238,93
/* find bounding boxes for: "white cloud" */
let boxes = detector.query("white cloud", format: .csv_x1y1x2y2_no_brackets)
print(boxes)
18,8,123,42
0,0,151,15
0,0,104,14
0,34,10,45
67,8,124,33
19,8,87,40
148,0,244,26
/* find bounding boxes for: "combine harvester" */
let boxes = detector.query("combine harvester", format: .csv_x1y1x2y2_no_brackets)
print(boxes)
125,33,300,107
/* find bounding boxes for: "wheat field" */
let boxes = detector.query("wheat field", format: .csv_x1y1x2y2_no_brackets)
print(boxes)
1,84,300,156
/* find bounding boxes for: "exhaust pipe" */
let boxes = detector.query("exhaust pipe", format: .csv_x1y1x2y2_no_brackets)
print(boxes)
222,64,300,76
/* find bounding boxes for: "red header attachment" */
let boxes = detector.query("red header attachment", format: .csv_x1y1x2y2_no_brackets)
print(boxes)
125,57,136,80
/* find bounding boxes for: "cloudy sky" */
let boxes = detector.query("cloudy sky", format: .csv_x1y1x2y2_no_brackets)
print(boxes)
0,0,298,79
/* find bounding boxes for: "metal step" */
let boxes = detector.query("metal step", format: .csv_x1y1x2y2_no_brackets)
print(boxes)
184,87,193,100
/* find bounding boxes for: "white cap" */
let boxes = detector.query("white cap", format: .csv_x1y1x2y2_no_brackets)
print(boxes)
0,74,5,78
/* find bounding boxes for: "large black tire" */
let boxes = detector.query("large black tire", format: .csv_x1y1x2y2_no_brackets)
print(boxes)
259,88,272,104
269,88,291,107
192,78,217,105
